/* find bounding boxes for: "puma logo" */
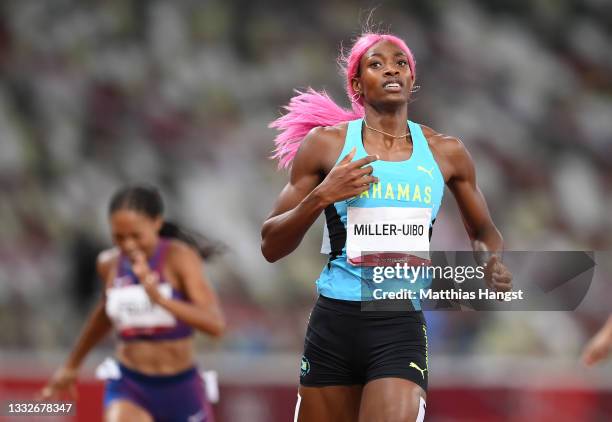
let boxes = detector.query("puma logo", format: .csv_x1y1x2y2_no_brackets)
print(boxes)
417,165,434,179
410,362,427,379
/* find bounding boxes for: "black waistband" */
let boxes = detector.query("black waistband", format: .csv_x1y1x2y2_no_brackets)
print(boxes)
317,295,425,321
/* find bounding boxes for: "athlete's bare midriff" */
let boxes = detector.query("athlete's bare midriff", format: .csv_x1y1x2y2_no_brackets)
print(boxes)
116,337,194,375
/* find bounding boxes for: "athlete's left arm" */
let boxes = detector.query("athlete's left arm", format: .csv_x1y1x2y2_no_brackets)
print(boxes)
582,314,612,366
442,137,512,292
144,242,226,337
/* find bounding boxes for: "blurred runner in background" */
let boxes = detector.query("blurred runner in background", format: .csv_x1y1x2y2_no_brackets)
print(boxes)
42,185,225,422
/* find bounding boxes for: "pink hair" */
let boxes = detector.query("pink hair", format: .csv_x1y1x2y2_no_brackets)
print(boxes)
270,33,416,169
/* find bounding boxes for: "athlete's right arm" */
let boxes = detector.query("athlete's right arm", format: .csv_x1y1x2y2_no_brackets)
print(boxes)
261,127,378,262
40,251,115,399
582,314,612,366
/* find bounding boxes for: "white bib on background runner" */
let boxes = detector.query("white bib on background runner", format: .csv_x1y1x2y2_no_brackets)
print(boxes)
346,206,431,265
106,283,176,330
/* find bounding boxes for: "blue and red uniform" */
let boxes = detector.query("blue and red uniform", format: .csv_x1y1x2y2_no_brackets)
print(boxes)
102,239,214,422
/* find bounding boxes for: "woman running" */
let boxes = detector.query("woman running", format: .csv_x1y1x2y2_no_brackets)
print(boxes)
262,31,512,421
42,185,225,422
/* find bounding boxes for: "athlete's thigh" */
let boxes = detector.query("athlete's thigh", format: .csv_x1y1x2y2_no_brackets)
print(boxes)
296,384,362,422
358,378,426,422
105,400,153,422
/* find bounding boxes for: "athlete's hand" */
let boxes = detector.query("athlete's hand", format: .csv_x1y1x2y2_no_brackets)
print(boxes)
484,255,512,293
132,251,163,304
40,366,78,400
582,325,612,366
314,147,379,206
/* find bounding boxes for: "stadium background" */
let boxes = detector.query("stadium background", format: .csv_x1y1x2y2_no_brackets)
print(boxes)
1,0,611,420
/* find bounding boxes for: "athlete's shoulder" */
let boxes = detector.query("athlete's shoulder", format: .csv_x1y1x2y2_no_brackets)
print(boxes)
303,123,348,150
166,238,196,254
419,124,466,154
293,122,350,172
419,124,474,181
165,239,202,266
96,248,120,280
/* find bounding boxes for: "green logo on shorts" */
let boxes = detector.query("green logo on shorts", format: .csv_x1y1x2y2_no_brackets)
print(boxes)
300,356,310,377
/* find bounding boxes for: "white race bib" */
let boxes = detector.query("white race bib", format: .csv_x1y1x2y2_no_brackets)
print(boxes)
346,206,431,265
95,357,121,380
106,283,176,330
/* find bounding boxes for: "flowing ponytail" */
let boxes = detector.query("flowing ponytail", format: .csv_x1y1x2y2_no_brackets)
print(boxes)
269,32,416,169
159,221,223,260
270,89,363,169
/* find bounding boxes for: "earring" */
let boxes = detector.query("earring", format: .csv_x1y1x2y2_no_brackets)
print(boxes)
350,91,361,103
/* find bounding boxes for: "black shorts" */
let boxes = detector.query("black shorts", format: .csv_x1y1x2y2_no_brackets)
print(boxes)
299,295,428,392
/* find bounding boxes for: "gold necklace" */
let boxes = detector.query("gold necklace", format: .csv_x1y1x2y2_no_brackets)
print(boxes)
364,119,410,139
